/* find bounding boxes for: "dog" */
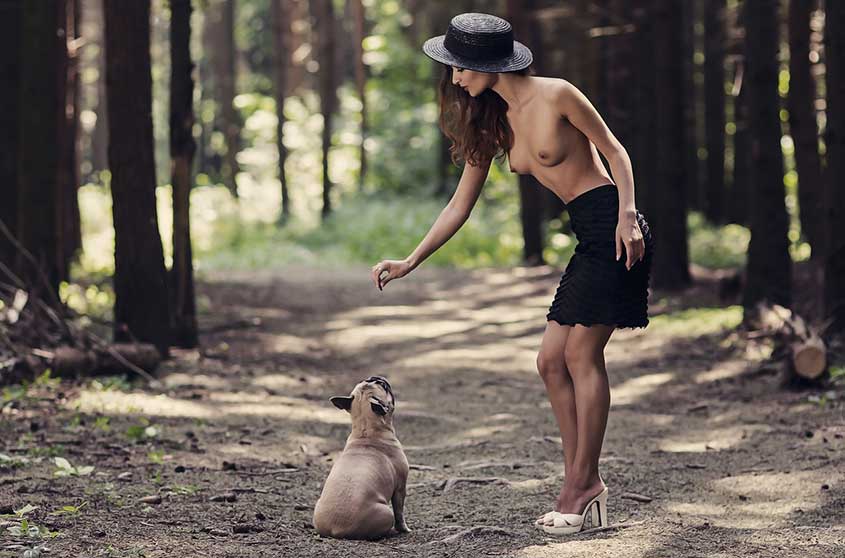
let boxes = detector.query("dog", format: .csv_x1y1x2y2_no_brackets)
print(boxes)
312,375,411,540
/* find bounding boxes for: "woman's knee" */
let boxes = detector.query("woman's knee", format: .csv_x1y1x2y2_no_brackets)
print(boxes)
563,344,600,377
536,351,571,382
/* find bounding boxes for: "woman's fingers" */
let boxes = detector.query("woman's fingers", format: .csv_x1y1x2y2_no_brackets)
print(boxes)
372,262,388,290
616,232,622,262
371,263,381,288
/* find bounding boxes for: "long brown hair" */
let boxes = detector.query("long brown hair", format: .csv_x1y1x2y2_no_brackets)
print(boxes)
437,63,535,167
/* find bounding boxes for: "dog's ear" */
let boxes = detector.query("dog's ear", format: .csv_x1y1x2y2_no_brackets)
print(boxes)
369,397,388,416
330,395,354,412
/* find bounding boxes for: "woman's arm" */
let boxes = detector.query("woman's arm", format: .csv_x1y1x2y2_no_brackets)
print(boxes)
404,156,493,272
371,156,492,290
553,80,644,269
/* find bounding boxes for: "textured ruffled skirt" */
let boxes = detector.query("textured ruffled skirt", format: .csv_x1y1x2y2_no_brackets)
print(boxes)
546,183,654,329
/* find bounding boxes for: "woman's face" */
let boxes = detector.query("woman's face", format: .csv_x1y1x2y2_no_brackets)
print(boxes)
451,66,494,97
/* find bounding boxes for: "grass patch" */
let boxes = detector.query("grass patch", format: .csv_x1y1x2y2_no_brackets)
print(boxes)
648,306,743,337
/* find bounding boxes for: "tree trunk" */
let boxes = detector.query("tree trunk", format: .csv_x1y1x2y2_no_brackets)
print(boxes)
204,0,241,196
605,1,638,201
823,0,845,332
271,0,291,222
58,0,83,284
741,0,792,317
730,56,751,226
104,0,172,356
787,0,823,256
350,0,368,194
508,0,546,265
682,0,702,213
0,0,21,269
90,0,109,179
652,0,691,289
704,0,726,223
315,0,336,219
430,3,458,198
169,0,198,348
220,0,241,198
16,0,65,295
633,4,657,224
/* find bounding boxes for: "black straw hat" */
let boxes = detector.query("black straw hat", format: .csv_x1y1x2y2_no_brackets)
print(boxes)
422,13,533,73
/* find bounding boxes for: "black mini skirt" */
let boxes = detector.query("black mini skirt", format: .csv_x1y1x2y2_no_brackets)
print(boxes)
546,183,655,329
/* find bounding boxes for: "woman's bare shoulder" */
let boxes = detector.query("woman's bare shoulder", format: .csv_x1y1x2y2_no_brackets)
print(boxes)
532,75,577,103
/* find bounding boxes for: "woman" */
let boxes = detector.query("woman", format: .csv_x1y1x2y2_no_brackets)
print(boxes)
369,12,654,536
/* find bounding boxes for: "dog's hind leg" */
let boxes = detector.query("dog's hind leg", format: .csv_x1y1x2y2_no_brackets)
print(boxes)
391,482,410,533
354,502,395,540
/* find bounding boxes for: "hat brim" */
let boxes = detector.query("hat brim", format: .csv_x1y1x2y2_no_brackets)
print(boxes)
422,35,533,73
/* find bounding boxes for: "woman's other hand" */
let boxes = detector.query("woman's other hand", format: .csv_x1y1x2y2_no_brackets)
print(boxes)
616,211,645,270
371,259,412,291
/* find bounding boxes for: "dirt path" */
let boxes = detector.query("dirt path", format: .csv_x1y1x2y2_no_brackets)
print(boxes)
2,264,843,557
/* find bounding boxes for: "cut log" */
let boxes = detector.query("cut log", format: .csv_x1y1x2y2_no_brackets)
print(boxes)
754,302,828,381
28,343,160,378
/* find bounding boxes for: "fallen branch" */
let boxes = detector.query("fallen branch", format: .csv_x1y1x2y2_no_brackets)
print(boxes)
426,525,515,545
438,477,510,492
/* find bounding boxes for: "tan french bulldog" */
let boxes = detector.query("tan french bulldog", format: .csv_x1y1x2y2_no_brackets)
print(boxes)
312,376,411,540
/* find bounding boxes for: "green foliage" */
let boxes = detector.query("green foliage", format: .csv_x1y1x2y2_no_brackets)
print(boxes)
2,370,59,409
3,504,59,540
648,306,744,337
198,192,524,270
0,453,31,469
147,449,165,465
126,418,160,442
50,501,88,516
53,457,94,477
687,211,750,269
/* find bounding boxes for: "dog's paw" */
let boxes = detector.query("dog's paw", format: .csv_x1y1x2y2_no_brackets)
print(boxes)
395,521,411,534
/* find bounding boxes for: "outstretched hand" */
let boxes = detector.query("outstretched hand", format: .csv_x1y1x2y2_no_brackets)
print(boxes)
616,212,645,271
371,259,412,291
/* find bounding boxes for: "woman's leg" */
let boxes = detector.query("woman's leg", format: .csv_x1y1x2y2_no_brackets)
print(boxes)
536,321,578,499
555,323,614,513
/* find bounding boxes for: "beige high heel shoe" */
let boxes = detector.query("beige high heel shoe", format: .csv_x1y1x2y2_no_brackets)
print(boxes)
534,475,606,529
539,485,608,535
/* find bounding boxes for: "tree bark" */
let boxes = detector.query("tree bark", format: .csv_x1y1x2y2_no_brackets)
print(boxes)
605,1,638,202
633,4,657,225
169,0,199,348
823,0,845,332
16,0,65,295
704,0,726,223
104,0,172,356
787,0,823,256
271,0,291,221
314,0,336,219
204,0,241,196
508,0,546,265
58,0,83,284
741,0,792,316
652,0,691,289
220,0,241,197
0,0,21,269
89,0,109,178
682,0,702,213
730,56,751,226
350,0,368,194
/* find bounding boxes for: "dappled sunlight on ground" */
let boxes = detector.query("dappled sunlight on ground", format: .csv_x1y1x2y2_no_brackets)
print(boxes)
7,265,844,557
611,371,676,406
517,530,663,557
693,359,750,383
657,423,773,452
68,389,349,424
324,319,473,348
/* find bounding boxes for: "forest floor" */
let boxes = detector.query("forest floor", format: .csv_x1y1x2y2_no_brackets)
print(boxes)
1,263,844,558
